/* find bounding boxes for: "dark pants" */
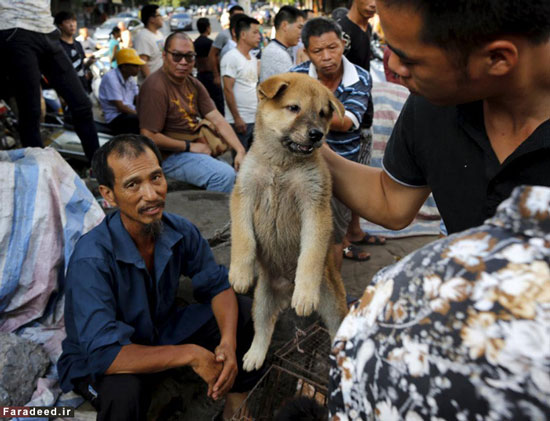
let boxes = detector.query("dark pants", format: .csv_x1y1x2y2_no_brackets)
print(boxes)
0,28,99,162
197,71,225,116
73,296,263,421
108,113,140,135
231,123,254,151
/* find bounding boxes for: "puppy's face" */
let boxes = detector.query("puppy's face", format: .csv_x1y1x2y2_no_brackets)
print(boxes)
257,73,345,156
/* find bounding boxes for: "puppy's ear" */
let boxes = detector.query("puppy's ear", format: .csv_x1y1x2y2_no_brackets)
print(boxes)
258,75,289,101
328,95,345,119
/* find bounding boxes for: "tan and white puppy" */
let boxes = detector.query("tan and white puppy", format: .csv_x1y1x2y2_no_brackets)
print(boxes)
229,73,348,372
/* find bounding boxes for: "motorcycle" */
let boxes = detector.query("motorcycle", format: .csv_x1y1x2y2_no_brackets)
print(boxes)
0,99,20,150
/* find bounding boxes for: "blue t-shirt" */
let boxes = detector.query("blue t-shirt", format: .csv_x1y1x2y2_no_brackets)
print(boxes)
57,211,230,392
108,38,120,68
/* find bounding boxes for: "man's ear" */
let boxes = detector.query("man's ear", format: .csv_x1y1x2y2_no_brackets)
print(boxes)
258,75,289,101
98,185,117,208
479,40,519,77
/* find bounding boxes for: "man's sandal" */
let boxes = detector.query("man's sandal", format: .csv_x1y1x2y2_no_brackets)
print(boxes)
342,245,371,261
350,232,386,246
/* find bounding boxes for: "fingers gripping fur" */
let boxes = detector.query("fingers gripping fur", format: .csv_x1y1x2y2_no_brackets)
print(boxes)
229,189,256,293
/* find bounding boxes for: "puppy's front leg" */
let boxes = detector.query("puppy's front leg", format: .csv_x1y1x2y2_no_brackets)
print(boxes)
291,205,332,316
229,186,256,294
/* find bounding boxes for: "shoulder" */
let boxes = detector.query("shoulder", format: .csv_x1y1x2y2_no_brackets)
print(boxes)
70,217,113,262
290,61,310,74
140,70,165,92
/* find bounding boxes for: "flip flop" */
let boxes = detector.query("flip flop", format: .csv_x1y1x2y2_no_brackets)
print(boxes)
351,232,386,246
343,245,371,261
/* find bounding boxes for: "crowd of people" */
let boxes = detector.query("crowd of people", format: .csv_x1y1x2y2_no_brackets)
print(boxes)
1,0,549,419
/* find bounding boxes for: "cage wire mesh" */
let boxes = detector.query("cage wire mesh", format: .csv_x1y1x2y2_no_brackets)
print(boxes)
228,322,331,420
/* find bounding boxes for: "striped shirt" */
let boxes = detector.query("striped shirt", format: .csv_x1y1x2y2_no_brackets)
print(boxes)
291,56,372,159
0,0,56,33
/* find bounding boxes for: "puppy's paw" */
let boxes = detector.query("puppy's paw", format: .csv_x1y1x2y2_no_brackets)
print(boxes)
242,344,267,372
291,287,320,316
229,264,254,294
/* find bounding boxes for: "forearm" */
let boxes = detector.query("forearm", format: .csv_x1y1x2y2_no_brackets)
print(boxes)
321,144,429,229
141,128,186,152
211,288,238,349
141,62,151,78
105,343,201,374
208,49,221,80
223,86,242,122
329,114,354,132
114,103,137,115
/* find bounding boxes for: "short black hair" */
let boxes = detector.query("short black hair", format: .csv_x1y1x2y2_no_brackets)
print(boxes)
197,17,210,34
228,4,244,16
301,17,342,49
274,6,305,30
92,134,162,189
164,31,192,51
141,4,159,26
234,16,259,41
380,0,550,60
54,11,76,26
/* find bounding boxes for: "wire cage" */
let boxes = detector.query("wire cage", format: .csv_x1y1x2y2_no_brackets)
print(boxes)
228,322,332,420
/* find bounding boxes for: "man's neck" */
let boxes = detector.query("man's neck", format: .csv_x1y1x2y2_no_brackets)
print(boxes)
237,42,252,58
146,25,158,34
347,8,369,32
274,34,289,48
60,33,74,44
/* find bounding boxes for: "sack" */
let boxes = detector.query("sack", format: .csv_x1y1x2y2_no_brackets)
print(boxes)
165,119,228,157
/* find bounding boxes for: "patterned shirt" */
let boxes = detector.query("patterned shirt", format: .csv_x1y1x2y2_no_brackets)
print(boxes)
291,57,372,159
329,185,550,420
0,0,56,33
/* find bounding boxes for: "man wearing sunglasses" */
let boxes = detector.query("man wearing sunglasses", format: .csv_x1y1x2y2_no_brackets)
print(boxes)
138,31,246,193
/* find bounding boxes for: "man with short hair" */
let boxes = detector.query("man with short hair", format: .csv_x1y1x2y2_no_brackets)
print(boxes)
138,32,246,193
321,0,550,237
133,4,165,82
221,16,261,151
194,17,224,114
292,17,372,268
57,134,262,421
55,11,95,93
98,48,144,134
76,27,98,57
207,5,244,87
259,6,304,82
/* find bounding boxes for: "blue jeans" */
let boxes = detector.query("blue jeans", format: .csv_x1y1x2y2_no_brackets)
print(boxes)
162,151,236,193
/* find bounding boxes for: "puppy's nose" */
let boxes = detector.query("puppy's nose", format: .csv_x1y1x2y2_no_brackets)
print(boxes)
308,128,324,142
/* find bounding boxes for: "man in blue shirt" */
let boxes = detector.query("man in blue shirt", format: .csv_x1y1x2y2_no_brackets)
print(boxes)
57,134,261,420
98,48,144,135
291,17,372,269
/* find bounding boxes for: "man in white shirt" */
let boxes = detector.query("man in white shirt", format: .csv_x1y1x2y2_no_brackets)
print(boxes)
98,48,144,135
0,0,99,162
221,16,261,151
260,6,304,82
133,4,165,83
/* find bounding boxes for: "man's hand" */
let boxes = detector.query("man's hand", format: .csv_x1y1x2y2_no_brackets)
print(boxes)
190,141,213,155
233,150,245,171
190,345,223,398
212,341,238,400
213,74,222,86
234,117,247,134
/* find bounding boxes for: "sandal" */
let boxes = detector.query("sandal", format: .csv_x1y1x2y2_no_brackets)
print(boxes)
343,245,371,261
350,232,386,246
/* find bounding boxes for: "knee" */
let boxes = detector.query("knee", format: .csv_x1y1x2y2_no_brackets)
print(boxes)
97,374,150,418
208,165,236,193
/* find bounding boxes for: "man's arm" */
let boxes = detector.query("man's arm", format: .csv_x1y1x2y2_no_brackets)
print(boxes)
139,54,151,78
321,145,431,230
222,76,246,134
111,100,136,115
204,108,246,170
141,127,213,155
208,47,222,85
329,113,354,132
210,288,239,400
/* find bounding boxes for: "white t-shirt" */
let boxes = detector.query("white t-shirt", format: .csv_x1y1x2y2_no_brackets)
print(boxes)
220,48,258,124
0,0,55,33
133,28,165,83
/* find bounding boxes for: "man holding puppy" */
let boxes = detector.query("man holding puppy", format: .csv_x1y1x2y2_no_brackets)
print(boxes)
292,17,373,268
322,0,550,235
138,31,246,193
58,135,262,420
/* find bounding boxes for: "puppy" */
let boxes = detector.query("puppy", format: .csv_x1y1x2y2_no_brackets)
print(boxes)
229,73,348,372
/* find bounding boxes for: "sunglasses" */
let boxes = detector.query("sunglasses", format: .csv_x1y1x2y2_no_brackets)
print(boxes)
165,50,197,63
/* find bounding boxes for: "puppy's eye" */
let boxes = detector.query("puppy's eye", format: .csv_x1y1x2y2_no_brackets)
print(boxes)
286,104,301,113
319,109,326,118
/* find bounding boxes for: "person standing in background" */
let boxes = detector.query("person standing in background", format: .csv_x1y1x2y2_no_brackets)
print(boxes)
134,4,165,83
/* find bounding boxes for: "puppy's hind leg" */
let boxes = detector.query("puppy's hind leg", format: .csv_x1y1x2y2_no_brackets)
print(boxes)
317,266,348,340
243,266,290,372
